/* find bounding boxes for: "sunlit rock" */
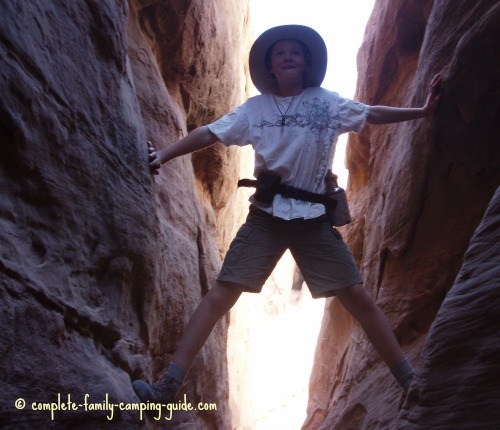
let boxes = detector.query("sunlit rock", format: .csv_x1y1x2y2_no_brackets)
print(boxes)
304,1,500,429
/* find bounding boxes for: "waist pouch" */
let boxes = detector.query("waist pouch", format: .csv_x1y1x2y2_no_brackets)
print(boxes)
237,172,351,226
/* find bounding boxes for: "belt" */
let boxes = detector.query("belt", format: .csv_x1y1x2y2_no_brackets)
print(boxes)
238,178,335,207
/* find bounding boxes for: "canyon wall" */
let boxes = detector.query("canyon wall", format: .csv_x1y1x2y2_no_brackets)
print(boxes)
0,1,251,429
304,0,500,429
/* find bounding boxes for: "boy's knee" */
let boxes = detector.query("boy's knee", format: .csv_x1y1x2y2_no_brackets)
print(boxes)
337,284,376,313
206,281,244,310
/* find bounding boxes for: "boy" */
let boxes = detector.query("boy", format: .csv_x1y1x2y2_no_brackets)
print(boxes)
133,24,441,403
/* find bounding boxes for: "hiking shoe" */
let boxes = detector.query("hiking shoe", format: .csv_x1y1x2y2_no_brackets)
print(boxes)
132,375,180,403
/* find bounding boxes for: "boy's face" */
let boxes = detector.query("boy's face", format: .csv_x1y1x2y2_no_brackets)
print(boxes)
268,39,308,88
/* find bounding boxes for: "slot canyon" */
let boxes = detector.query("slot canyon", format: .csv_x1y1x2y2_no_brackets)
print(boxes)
1,0,499,429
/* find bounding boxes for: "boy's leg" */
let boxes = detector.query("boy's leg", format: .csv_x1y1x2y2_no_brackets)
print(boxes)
132,281,245,402
336,284,414,391
172,281,245,369
133,208,286,402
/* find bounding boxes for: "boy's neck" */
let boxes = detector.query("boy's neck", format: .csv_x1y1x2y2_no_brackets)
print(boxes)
275,84,304,97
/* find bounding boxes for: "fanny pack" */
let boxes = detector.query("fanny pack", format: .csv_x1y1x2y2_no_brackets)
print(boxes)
237,171,351,226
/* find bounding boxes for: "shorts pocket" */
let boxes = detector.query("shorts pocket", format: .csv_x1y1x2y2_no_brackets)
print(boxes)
235,224,254,239
223,224,255,267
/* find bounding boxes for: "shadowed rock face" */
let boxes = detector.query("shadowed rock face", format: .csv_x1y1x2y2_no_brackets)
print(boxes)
0,1,250,429
399,188,500,429
304,1,500,429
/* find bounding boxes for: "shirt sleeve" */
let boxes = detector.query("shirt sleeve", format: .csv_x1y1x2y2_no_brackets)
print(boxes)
337,95,370,134
206,101,251,147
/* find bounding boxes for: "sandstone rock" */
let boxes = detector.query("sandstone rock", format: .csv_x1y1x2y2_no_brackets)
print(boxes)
397,187,500,428
0,1,251,429
304,0,500,429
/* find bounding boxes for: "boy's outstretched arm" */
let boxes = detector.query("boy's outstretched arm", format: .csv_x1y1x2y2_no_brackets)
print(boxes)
367,74,442,125
148,126,219,174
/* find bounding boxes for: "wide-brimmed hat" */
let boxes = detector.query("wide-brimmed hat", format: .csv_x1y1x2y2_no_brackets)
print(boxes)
249,24,328,94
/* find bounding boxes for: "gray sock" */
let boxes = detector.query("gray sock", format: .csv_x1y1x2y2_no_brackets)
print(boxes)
391,358,414,392
165,362,187,386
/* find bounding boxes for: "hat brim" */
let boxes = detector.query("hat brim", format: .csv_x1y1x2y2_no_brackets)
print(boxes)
249,25,328,94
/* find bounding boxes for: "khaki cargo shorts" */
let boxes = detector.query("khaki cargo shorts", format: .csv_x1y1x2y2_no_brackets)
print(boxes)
217,206,363,298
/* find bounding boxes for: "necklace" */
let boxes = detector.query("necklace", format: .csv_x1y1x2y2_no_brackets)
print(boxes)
273,93,296,126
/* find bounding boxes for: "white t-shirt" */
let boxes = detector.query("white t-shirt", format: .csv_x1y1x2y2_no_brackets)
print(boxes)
207,86,369,220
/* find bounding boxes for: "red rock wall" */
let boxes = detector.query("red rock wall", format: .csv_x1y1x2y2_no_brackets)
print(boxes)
304,1,500,429
399,188,500,429
0,1,250,429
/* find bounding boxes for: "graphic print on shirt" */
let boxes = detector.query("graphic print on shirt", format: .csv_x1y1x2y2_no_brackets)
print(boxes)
254,96,341,141
252,95,342,188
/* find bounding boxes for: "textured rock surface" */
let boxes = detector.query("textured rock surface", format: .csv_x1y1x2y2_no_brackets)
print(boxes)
304,1,500,429
0,1,250,429
398,187,500,428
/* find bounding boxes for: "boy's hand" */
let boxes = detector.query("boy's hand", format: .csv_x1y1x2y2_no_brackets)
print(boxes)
423,74,442,116
147,141,162,175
